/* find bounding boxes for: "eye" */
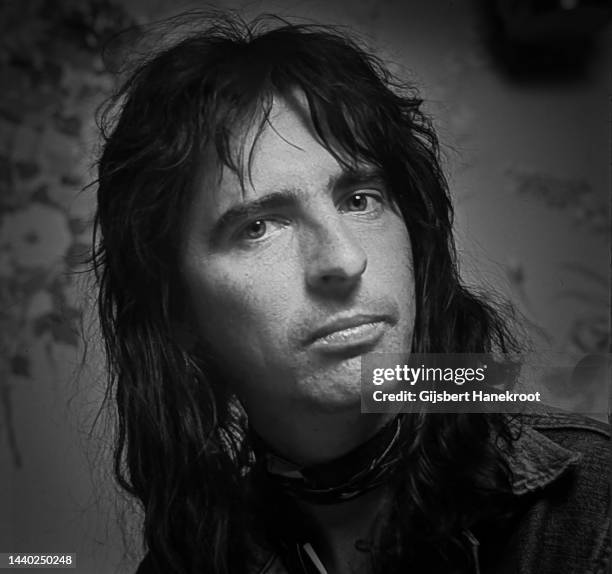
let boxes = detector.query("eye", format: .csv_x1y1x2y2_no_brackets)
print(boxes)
237,218,287,242
346,193,369,211
340,191,384,214
243,219,267,240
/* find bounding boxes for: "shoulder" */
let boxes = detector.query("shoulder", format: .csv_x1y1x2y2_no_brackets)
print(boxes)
502,411,610,574
519,410,609,502
524,408,608,464
522,409,610,442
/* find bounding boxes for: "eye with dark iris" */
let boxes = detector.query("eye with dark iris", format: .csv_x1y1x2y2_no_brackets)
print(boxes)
342,191,385,214
244,219,267,239
346,193,369,211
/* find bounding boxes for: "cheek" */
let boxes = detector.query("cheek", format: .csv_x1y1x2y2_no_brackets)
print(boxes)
368,224,414,292
182,259,296,353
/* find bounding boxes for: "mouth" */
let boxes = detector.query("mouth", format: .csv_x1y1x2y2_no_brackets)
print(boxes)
305,315,392,354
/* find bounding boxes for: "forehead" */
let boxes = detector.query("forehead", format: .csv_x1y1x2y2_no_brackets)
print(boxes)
193,95,347,221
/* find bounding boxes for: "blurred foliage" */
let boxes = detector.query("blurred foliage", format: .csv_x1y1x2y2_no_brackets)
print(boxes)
509,168,608,238
0,0,133,467
506,168,609,356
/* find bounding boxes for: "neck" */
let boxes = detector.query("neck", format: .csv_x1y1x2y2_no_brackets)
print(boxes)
251,409,404,573
250,407,394,466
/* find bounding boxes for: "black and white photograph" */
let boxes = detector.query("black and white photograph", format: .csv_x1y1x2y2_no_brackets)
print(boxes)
1,1,610,573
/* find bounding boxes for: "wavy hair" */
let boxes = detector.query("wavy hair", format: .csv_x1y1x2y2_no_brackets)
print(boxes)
92,13,521,574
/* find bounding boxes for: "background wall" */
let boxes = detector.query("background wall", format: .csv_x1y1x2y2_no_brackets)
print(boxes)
1,1,609,572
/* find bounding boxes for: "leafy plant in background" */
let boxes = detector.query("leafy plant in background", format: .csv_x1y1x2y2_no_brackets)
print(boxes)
506,167,608,353
505,168,609,417
558,261,608,355
0,0,133,467
509,168,609,239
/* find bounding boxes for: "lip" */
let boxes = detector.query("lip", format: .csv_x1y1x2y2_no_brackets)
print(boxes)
305,314,392,353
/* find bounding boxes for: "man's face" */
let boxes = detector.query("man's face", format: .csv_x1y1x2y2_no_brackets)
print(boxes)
181,96,415,428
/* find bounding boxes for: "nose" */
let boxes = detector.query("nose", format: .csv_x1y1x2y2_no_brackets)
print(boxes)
303,217,368,295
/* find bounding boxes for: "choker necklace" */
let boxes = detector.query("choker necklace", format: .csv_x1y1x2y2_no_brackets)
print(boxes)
251,416,405,504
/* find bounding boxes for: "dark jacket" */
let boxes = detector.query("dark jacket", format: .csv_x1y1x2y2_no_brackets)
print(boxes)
249,411,610,574
136,411,610,573
482,411,610,574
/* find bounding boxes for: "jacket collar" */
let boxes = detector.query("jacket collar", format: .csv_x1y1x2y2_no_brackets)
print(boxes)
250,416,584,573
505,416,582,496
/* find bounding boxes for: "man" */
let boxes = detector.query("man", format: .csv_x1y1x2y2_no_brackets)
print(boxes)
92,14,609,574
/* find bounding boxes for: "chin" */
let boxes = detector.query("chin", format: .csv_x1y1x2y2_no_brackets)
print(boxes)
301,391,363,415
298,357,365,413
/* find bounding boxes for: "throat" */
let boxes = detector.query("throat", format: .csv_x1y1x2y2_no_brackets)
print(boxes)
251,416,406,573
251,414,405,504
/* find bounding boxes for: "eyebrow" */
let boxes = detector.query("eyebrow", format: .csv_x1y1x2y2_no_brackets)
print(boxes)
210,189,301,241
329,165,385,190
210,165,385,240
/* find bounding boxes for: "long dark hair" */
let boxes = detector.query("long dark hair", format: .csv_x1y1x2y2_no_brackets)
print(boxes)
92,13,521,574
